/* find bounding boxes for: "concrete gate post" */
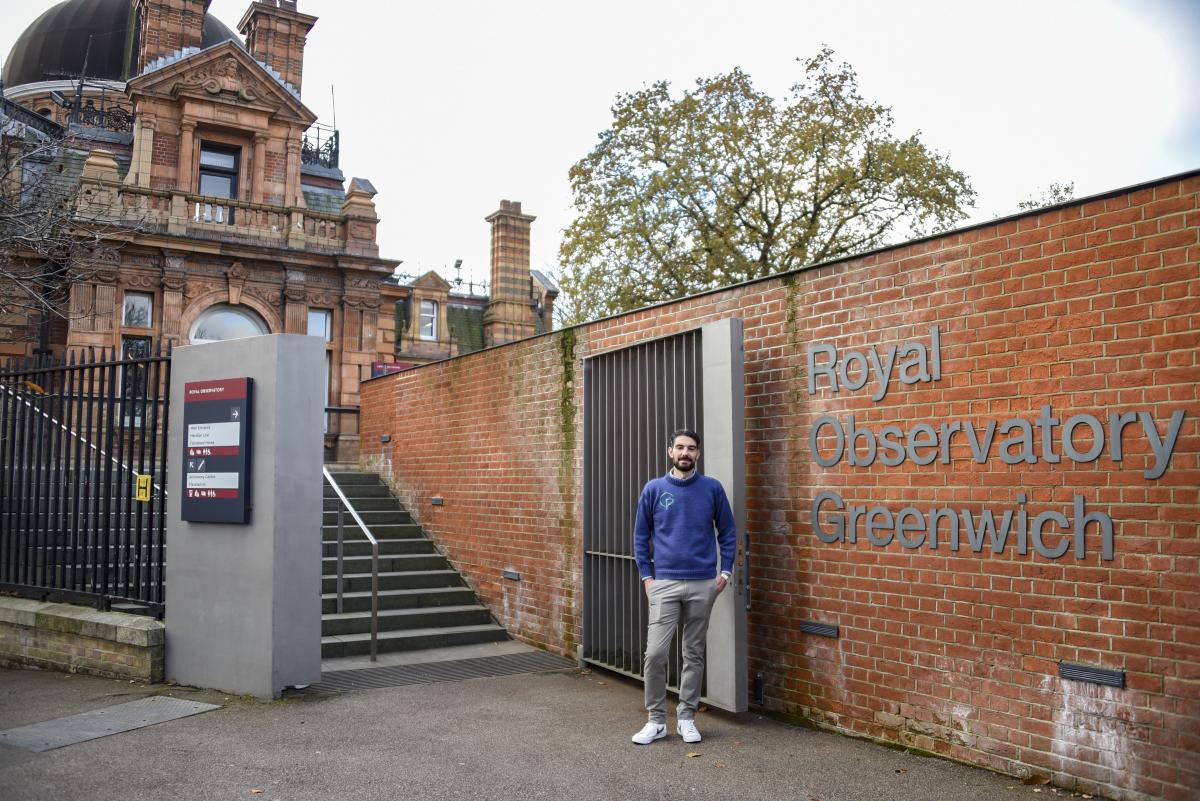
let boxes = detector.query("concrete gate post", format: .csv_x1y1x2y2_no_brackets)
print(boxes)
165,334,324,698
701,318,748,713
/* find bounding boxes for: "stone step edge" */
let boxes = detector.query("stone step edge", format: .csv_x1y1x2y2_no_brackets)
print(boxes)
321,587,476,601
322,604,490,622
321,623,506,644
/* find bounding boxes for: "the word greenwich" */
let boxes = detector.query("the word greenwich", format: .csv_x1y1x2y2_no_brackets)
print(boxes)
805,326,1188,561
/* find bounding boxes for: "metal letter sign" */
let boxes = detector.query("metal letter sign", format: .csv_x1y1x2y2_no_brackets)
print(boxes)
180,377,253,524
134,475,153,502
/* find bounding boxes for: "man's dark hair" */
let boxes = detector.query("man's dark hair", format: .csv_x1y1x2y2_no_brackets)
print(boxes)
668,428,700,448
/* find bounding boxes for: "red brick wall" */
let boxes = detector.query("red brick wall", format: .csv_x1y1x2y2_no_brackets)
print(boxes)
360,173,1200,801
136,0,207,73
265,150,287,202
151,131,178,168
243,9,313,94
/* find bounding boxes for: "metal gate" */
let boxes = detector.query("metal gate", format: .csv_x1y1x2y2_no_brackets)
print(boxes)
0,345,171,614
582,319,746,712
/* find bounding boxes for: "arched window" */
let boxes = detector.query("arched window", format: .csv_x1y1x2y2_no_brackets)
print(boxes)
189,304,269,344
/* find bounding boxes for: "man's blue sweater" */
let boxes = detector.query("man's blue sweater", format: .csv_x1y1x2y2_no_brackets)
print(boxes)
633,471,736,580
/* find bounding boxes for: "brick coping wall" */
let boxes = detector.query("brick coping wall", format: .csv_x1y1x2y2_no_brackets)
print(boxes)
360,173,1199,801
0,597,165,682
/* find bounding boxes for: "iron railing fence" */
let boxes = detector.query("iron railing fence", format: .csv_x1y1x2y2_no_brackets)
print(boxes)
302,122,339,170
583,328,704,687
0,346,171,615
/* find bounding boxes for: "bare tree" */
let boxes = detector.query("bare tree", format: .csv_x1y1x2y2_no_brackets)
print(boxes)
1,103,131,349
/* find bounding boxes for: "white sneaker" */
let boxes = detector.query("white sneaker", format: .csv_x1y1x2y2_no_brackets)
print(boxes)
631,721,666,744
677,719,702,743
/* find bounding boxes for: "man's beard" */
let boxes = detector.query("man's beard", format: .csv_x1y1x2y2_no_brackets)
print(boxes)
671,456,694,472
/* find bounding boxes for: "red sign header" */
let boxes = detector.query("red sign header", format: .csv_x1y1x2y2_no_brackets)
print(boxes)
184,378,249,402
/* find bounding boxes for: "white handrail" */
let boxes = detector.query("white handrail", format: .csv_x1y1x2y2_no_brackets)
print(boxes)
322,467,377,547
322,467,380,661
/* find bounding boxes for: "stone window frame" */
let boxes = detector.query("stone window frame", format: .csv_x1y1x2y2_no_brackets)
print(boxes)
197,141,242,201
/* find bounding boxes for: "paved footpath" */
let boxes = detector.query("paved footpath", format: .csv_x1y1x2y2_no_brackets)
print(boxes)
0,666,1085,801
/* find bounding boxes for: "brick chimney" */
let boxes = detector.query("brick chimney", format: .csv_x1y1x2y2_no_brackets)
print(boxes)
238,0,318,94
483,200,538,347
135,0,211,73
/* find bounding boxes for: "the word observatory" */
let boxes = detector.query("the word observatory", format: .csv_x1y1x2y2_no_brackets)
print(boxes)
805,327,1186,560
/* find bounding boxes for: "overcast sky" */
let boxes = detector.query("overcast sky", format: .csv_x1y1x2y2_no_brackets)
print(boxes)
3,0,1198,292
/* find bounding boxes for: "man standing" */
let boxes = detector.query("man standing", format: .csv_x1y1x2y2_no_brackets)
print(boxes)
631,428,736,745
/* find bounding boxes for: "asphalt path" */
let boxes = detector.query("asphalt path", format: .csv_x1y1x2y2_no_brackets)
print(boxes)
0,666,1076,801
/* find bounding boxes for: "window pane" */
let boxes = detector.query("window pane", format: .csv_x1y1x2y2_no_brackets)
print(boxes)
121,335,152,360
419,300,436,340
199,173,233,198
308,309,332,341
190,304,268,343
120,336,152,426
199,147,237,170
123,292,153,327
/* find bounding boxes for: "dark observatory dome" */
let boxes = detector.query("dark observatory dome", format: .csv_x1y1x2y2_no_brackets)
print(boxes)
3,0,241,88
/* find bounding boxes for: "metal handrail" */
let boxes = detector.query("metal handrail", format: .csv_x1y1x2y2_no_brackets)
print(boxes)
322,467,380,661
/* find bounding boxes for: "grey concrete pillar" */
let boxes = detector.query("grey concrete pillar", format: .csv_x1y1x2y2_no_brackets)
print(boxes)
702,317,748,713
165,334,324,698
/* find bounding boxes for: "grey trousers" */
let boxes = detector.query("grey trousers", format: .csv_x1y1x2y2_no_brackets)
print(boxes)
643,578,718,723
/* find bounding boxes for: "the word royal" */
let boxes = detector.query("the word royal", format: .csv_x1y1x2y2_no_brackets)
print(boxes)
804,326,1187,560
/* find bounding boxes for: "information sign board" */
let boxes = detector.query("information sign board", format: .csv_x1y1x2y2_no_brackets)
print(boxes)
180,377,253,523
371,361,410,378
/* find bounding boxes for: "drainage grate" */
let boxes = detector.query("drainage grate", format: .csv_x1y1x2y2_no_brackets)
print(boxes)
0,696,220,752
299,650,577,695
798,620,840,638
1059,661,1126,688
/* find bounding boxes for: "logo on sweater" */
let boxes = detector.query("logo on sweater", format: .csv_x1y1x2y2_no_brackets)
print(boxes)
659,492,675,509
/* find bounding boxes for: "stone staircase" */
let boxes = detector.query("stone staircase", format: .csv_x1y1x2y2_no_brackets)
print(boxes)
321,472,508,659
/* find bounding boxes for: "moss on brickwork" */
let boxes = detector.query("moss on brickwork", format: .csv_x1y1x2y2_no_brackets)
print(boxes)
446,305,485,355
558,328,577,450
780,270,808,406
556,328,579,652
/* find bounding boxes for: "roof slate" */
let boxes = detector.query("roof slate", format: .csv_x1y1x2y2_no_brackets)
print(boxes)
302,187,343,215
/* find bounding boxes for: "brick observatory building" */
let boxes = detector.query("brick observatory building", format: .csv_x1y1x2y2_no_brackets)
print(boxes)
1,0,555,459
359,173,1200,801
